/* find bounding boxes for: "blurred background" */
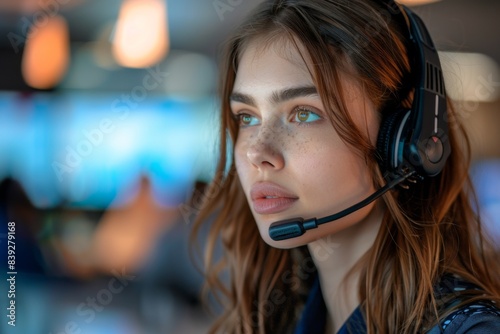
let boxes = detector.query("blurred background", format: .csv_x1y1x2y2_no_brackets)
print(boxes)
0,0,499,333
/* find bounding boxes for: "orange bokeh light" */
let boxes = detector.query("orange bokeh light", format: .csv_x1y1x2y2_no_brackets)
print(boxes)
22,15,70,89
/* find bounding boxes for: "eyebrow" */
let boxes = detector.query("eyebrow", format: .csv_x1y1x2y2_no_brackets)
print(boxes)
230,86,319,107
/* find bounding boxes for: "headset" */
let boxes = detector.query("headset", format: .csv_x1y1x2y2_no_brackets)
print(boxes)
376,0,450,180
269,0,451,241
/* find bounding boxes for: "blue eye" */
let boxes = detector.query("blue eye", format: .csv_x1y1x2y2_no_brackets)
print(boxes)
293,108,321,123
236,113,260,127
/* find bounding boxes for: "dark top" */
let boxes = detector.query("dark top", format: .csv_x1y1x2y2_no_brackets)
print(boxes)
294,274,500,334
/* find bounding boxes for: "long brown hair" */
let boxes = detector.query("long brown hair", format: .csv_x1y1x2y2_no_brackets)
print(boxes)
191,0,500,333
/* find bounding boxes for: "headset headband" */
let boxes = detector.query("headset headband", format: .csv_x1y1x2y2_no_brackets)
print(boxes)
375,0,450,178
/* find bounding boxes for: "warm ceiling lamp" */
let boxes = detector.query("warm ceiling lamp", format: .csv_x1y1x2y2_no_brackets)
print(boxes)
112,0,169,68
440,51,499,102
398,0,442,6
21,15,70,90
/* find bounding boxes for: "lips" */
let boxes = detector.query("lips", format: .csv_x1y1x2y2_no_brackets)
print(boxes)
250,182,298,214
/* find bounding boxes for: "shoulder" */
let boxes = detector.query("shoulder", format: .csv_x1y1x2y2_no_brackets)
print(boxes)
431,274,500,333
439,302,500,333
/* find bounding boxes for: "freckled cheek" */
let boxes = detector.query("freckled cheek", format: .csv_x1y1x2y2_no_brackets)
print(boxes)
289,150,330,182
288,138,358,187
233,138,252,192
233,140,246,172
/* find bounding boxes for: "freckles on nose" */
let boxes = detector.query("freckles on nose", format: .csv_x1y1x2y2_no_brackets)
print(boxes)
256,123,298,152
244,122,290,168
251,127,276,151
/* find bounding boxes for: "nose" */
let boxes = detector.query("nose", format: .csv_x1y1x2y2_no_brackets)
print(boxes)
246,126,285,170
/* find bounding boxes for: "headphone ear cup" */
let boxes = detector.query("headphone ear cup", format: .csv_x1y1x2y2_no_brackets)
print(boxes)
376,108,410,175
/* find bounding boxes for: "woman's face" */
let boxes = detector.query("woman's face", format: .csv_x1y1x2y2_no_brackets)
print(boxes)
231,39,381,248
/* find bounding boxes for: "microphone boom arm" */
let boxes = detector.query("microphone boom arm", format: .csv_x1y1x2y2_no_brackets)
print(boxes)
268,172,415,241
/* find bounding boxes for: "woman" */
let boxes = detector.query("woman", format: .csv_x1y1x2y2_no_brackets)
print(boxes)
191,0,500,332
